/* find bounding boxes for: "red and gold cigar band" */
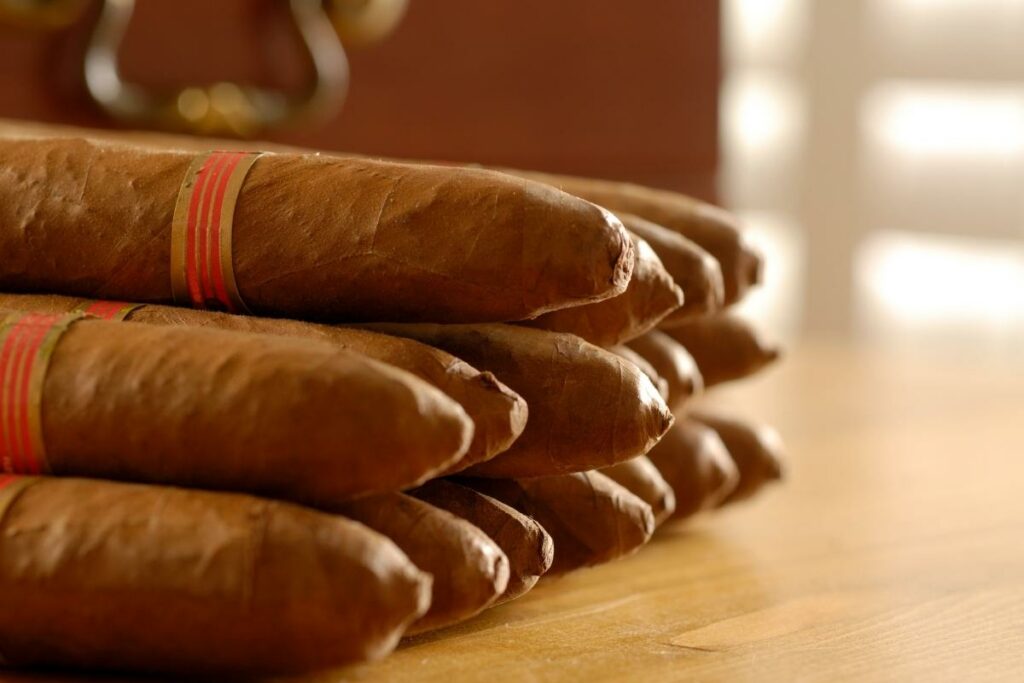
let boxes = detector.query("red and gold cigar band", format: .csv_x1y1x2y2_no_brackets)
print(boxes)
170,150,262,314
0,312,84,475
72,299,142,321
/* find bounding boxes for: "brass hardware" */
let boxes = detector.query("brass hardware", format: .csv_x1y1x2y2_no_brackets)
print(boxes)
2,0,407,136
84,0,350,137
326,0,408,48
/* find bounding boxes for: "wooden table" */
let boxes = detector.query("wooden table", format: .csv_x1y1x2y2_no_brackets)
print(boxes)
322,340,1024,682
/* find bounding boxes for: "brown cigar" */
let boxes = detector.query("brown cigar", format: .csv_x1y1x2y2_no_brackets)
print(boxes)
500,169,762,305
0,136,633,323
0,475,430,675
0,311,472,503
608,344,670,402
462,472,655,574
662,313,781,388
521,233,683,346
647,420,740,519
411,479,554,605
690,412,785,505
359,323,673,478
0,293,525,473
335,493,509,635
600,456,676,526
618,213,725,321
627,330,704,413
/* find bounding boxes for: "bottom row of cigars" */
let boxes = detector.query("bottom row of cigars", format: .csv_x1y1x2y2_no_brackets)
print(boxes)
0,294,781,676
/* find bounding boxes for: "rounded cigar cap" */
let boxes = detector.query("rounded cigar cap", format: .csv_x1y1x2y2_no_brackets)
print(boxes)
690,412,785,506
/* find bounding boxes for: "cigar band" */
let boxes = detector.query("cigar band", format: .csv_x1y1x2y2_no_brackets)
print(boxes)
73,299,142,321
0,312,85,475
170,150,262,314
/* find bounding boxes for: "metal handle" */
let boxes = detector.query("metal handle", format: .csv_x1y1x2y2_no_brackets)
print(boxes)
327,0,408,47
84,0,350,137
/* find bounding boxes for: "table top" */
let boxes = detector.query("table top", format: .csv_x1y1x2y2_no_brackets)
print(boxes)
322,340,1024,683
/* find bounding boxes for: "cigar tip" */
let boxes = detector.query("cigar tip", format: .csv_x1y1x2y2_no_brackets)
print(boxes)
600,206,636,293
406,528,510,635
479,370,530,444
741,235,766,288
498,575,541,605
657,401,675,438
490,547,512,596
583,472,656,554
656,376,671,402
691,366,706,397
768,456,785,482
536,524,555,575
705,255,728,312
705,431,741,509
759,424,786,482
634,233,687,312
440,370,529,475
680,374,699,400
637,502,657,540
651,484,677,526
672,246,726,322
671,281,687,310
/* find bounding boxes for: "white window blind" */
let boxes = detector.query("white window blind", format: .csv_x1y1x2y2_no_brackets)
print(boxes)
722,0,1024,350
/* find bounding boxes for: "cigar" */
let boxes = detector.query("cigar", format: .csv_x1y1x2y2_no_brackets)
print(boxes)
626,330,704,413
0,475,430,675
0,293,525,473
499,169,762,305
662,313,781,388
0,310,472,502
411,479,554,605
646,420,740,519
619,213,725,323
608,344,670,402
600,456,676,526
690,412,785,505
521,233,684,346
462,472,655,574
335,493,510,635
359,323,674,478
0,136,634,323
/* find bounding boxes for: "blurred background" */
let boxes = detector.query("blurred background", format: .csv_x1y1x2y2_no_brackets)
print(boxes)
1,0,1022,357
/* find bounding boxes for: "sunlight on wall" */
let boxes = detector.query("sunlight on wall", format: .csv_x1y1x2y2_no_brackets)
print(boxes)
868,0,1024,83
726,0,1024,344
863,84,1024,158
873,0,1024,14
861,82,1024,241
724,0,807,65
722,72,804,160
855,231,1024,345
721,1,807,337
719,0,806,337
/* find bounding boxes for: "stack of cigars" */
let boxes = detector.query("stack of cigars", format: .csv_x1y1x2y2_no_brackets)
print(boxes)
0,119,783,677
